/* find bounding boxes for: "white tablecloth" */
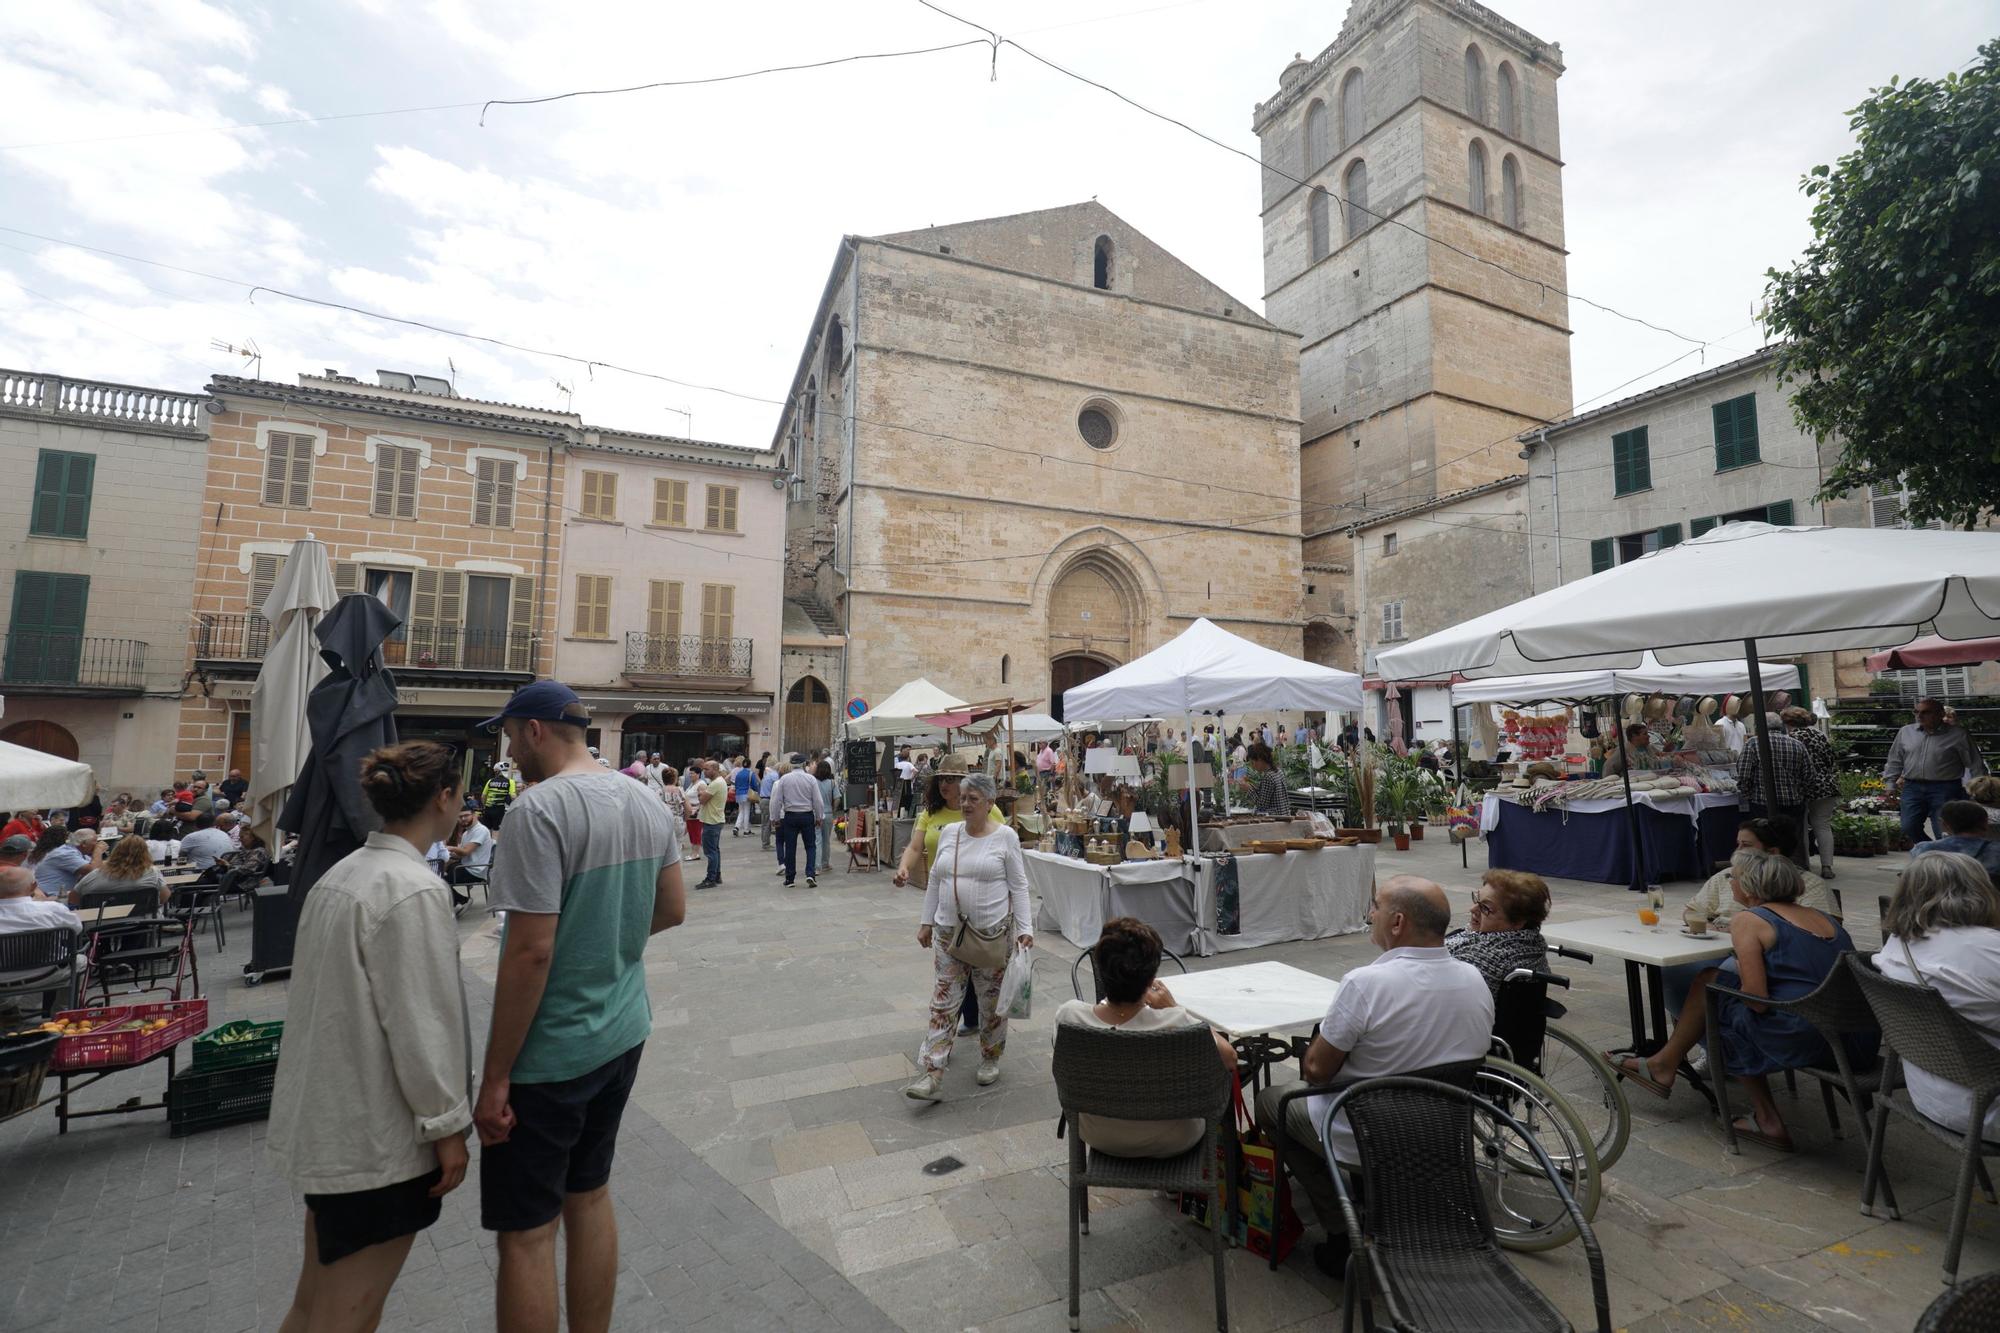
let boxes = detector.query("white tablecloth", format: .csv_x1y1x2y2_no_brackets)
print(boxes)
1026,851,1202,955
1479,789,1740,833
1198,845,1374,953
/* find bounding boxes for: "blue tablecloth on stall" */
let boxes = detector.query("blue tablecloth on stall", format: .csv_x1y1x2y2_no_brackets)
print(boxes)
1485,796,1743,885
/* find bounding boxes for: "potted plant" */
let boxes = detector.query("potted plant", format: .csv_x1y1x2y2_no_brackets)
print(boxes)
1377,763,1416,851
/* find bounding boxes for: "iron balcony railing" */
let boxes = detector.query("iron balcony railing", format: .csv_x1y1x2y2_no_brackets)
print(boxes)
0,369,208,434
0,634,148,691
194,614,536,673
624,632,754,680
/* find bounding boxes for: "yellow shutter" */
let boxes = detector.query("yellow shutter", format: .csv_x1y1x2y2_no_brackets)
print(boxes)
374,444,419,518
653,478,686,526
262,435,291,505
705,484,738,532
395,447,419,519
492,460,515,526
648,581,682,637
508,576,536,672
249,553,286,612
474,458,497,526
582,470,617,521
701,583,734,640
574,574,611,638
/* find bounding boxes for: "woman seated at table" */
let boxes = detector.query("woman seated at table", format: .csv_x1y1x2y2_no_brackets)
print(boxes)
220,826,273,886
1663,818,1839,1021
1055,917,1237,1157
1875,850,2000,1140
1613,849,1862,1151
1444,869,1552,995
72,831,169,908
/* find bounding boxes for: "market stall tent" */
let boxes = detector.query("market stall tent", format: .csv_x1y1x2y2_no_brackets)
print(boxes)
846,678,969,740
1450,655,1801,705
1863,635,2000,672
0,739,95,811
1061,618,1363,718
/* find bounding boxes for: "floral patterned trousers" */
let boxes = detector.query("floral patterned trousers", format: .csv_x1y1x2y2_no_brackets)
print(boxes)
918,937,1007,1074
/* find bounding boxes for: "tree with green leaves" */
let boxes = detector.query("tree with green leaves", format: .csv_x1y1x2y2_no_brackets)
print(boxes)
1764,40,2000,529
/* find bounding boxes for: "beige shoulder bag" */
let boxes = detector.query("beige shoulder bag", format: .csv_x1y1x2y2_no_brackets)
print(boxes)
943,823,1013,970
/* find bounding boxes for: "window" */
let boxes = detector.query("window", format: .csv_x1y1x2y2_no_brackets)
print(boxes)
1077,400,1120,450
580,469,618,521
1092,235,1114,291
1866,480,1943,530
1690,500,1795,537
371,442,420,519
1712,393,1760,470
1467,140,1489,215
1878,666,1970,700
653,478,688,527
5,571,88,684
1340,68,1364,148
1497,61,1519,136
1590,523,1682,573
1343,160,1371,240
1611,426,1650,496
1000,653,1010,684
1308,189,1331,262
1382,532,1398,556
1501,154,1522,227
704,484,739,532
260,432,313,509
473,457,517,528
573,574,611,638
825,317,845,372
1464,45,1486,121
648,580,682,637
701,583,735,640
1381,600,1404,642
1304,99,1328,170
30,449,94,540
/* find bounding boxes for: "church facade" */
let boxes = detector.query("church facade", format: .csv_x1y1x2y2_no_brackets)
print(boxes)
772,202,1302,728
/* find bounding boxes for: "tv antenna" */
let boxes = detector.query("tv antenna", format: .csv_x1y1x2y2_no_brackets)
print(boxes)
551,379,573,409
664,405,692,434
209,337,262,378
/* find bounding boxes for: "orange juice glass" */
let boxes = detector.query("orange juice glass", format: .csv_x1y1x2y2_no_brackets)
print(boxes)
1637,908,1660,926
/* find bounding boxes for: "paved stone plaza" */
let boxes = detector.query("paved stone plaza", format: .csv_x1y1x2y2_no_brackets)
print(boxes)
3,831,1994,1332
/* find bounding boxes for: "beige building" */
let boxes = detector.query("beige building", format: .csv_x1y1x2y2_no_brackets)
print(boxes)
1257,0,1573,671
552,433,785,763
0,368,209,794
773,201,1302,731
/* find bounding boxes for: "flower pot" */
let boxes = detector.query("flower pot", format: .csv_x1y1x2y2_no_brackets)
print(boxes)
1409,824,1425,841
1392,833,1411,851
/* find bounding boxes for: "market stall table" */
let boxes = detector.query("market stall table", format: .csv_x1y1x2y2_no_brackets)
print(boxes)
1196,844,1374,953
1481,791,1741,885
1026,850,1203,956
1541,916,1732,1101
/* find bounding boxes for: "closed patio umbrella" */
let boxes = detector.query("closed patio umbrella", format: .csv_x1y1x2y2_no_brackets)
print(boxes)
246,535,336,847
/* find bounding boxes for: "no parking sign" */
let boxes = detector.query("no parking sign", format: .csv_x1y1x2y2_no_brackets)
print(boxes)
846,697,868,719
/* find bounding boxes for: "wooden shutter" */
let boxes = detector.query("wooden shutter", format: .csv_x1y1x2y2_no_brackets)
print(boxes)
333,561,360,598
1690,515,1717,538
1611,427,1649,495
373,444,419,518
701,584,734,639
508,576,536,672
648,581,682,637
408,568,466,665
1590,537,1614,573
474,459,495,527
263,433,314,507
248,553,288,613
32,450,93,539
1656,523,1683,548
574,575,611,638
705,485,738,532
395,447,419,518
1712,394,1759,470
1765,499,1795,526
653,479,687,526
582,470,617,520
7,570,87,683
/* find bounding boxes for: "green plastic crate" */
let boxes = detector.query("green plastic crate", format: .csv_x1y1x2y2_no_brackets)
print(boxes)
192,1020,283,1071
168,1063,275,1137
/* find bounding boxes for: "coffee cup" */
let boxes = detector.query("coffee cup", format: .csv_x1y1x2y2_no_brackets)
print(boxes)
1684,914,1710,936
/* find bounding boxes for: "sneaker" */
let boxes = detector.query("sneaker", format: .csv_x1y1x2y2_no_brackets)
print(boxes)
1687,1045,1709,1075
806,876,818,889
693,880,716,890
975,1059,1001,1086
903,1072,942,1101
783,879,795,887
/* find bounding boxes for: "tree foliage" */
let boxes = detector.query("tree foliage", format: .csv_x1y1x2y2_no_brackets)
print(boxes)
1764,40,2000,529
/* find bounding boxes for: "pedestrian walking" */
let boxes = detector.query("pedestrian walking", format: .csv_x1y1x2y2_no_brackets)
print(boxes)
269,741,473,1333
770,753,827,887
473,681,686,1333
733,758,755,837
1884,696,1988,844
695,761,727,888
758,761,780,854
815,757,837,871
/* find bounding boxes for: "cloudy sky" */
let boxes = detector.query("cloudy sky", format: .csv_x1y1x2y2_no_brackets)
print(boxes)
0,0,1987,451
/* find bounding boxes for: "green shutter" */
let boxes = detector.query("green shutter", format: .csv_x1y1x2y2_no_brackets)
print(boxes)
29,451,94,540
1766,499,1795,526
1690,515,1717,537
6,570,88,684
1657,523,1683,548
1590,537,1614,573
1611,427,1650,496
1713,394,1760,470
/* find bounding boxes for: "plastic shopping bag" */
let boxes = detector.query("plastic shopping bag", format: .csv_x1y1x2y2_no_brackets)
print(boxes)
998,946,1035,1020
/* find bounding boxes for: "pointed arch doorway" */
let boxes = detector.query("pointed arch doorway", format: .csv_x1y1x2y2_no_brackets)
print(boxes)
1049,653,1115,724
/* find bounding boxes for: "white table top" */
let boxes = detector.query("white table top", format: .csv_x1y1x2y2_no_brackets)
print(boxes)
1163,960,1340,1037
1542,916,1735,968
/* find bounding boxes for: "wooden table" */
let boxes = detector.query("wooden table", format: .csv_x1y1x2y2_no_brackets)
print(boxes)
1542,916,1733,1079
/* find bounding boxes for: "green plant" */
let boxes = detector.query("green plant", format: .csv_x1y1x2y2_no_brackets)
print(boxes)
1375,759,1420,833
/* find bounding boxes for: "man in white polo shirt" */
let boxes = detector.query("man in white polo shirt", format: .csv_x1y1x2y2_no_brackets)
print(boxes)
1255,874,1493,1275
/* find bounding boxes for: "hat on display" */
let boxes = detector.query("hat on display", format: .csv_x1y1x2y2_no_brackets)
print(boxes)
480,680,592,732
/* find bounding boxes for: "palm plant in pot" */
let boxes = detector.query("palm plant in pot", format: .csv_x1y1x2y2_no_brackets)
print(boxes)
1377,762,1417,851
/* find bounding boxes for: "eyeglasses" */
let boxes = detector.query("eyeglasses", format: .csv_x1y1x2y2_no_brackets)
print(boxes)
1468,894,1496,916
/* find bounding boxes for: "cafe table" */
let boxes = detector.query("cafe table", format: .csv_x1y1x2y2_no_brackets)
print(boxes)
1541,915,1733,1097
1166,961,1341,1096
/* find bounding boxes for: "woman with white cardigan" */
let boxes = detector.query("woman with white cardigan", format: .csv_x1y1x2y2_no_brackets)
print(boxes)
904,772,1032,1101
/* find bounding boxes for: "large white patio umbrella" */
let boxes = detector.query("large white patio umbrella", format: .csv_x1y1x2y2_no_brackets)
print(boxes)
1378,522,2000,816
0,738,95,811
246,535,337,845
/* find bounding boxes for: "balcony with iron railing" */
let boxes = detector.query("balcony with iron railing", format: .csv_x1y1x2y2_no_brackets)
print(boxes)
193,614,537,677
624,632,755,686
0,635,149,694
0,369,208,436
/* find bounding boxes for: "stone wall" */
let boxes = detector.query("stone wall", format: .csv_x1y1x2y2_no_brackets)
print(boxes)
1354,479,1528,669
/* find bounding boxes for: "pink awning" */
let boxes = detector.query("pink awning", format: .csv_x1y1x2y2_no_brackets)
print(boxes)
1864,636,2000,671
917,702,1036,729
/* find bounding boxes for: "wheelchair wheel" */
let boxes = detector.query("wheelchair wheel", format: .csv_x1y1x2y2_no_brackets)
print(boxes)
1537,1022,1631,1171
1471,1058,1601,1253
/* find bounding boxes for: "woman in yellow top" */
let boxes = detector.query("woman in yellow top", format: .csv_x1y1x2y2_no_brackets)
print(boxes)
895,762,980,1034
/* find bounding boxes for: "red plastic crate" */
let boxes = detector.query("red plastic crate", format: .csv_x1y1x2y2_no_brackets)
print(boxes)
49,998,208,1072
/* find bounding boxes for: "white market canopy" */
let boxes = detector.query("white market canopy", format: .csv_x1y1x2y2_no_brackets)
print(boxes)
1377,522,2000,681
0,738,95,811
1061,618,1363,719
1449,654,1802,706
846,678,969,739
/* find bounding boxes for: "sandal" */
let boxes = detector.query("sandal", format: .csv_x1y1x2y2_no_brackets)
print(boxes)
1729,1117,1796,1152
1608,1052,1675,1100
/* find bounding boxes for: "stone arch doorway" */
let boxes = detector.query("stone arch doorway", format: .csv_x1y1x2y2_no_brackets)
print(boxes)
1,719,78,761
1047,551,1142,668
783,675,831,756
1049,654,1115,723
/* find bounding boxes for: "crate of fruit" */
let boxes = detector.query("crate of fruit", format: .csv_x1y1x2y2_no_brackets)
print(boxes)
47,998,208,1072
192,1020,283,1071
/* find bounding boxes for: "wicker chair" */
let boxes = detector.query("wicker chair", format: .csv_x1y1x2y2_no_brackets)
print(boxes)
1699,955,1883,1154
1069,945,1186,1002
0,927,80,1016
1917,1272,2000,1330
1323,1076,1611,1333
1051,1024,1234,1333
1849,953,2000,1285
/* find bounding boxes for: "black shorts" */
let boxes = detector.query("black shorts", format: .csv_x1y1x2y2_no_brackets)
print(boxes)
480,1043,645,1233
305,1169,443,1265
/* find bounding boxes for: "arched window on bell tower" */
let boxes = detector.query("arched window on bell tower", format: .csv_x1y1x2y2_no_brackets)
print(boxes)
1092,235,1114,290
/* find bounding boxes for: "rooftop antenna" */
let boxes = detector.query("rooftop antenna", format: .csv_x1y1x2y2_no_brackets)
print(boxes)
664,405,692,435
551,379,573,410
209,337,262,378
448,357,458,393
